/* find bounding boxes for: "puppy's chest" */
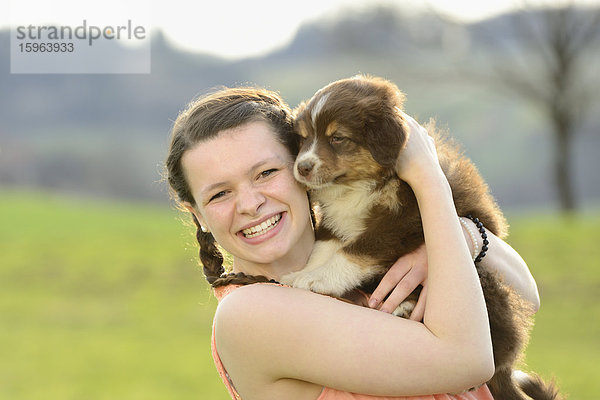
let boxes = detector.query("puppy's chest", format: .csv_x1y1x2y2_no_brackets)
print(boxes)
312,181,400,242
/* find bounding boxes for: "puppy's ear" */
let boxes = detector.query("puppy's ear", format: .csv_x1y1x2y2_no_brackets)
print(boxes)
291,101,310,154
363,104,407,168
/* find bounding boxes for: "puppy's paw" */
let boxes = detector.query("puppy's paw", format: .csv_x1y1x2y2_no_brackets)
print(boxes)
304,277,342,296
280,269,345,297
392,299,416,319
279,270,304,288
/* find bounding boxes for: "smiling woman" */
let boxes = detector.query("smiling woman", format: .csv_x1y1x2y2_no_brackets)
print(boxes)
180,121,315,278
163,85,512,400
165,87,311,287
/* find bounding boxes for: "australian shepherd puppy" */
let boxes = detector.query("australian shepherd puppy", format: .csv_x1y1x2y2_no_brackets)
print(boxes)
281,75,559,400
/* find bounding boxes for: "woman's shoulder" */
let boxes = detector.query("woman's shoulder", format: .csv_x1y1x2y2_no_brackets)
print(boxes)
214,282,351,346
215,283,307,321
213,283,330,398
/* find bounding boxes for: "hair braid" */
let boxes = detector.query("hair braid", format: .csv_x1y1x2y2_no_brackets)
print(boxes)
213,272,280,287
192,215,225,285
191,215,279,288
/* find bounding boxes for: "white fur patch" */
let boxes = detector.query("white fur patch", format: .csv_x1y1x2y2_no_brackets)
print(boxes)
313,182,377,242
374,179,401,213
294,139,322,181
280,240,376,296
311,92,331,129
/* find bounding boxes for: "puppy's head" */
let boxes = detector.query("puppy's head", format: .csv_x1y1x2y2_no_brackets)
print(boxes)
292,75,407,189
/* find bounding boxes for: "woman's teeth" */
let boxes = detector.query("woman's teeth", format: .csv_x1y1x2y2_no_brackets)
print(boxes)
242,214,282,238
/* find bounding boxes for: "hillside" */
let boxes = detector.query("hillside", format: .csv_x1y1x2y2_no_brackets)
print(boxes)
1,4,599,210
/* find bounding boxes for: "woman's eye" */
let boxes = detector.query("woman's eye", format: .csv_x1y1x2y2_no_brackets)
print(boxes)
330,136,347,145
259,168,278,178
209,191,227,202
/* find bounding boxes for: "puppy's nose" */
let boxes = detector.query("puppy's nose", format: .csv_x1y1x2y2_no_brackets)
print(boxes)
297,160,315,177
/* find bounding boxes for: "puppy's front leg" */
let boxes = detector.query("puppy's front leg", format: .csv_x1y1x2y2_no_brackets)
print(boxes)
281,240,375,297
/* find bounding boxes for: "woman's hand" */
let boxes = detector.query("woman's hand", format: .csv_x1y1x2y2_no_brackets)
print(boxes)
395,111,441,186
369,244,428,321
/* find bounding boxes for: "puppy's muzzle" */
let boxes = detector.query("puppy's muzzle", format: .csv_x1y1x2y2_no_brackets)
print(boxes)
296,160,315,178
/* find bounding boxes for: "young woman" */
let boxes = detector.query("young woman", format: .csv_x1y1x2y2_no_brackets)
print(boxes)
165,87,539,399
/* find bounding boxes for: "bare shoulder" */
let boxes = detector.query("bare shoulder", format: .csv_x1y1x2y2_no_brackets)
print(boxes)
217,283,296,311
214,282,369,362
213,284,331,399
215,283,324,330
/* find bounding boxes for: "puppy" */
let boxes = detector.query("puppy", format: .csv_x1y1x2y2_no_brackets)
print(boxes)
281,75,559,400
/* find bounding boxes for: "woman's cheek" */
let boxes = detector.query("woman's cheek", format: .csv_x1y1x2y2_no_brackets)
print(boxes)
205,203,232,231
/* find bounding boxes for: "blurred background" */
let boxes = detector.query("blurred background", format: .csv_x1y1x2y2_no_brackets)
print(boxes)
1,0,599,399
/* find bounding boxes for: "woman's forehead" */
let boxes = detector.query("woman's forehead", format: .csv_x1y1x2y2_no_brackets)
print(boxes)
182,121,291,191
207,121,288,160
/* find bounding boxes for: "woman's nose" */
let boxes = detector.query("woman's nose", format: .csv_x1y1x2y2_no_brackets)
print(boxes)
236,185,266,215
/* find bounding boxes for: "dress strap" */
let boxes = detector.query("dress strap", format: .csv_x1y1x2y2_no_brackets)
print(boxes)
211,307,242,399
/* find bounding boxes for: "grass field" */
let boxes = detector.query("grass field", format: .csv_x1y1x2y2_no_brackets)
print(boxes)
1,189,598,399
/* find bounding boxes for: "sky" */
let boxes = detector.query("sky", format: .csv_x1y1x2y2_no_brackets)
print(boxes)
4,0,598,59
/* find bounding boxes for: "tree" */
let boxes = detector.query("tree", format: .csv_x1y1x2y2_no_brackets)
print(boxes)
476,3,600,213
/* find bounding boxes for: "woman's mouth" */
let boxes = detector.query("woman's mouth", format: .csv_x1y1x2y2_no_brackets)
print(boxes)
241,213,282,238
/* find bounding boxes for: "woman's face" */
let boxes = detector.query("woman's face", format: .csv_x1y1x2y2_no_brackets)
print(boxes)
182,120,314,275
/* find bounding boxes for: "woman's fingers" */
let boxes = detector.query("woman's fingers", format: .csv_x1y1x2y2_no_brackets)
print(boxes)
409,284,427,321
368,261,411,309
378,272,422,314
369,244,429,313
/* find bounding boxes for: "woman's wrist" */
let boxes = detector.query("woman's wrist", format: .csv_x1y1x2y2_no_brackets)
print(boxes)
460,217,540,311
458,216,489,263
406,168,449,198
459,217,480,261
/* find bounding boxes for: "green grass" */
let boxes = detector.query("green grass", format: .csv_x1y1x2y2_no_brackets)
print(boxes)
507,213,600,399
1,188,598,399
0,189,228,400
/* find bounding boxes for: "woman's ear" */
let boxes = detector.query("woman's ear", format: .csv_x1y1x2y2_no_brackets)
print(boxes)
183,202,210,233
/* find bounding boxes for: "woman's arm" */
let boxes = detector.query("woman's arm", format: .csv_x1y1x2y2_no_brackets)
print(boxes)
398,120,493,368
214,114,494,399
215,283,493,398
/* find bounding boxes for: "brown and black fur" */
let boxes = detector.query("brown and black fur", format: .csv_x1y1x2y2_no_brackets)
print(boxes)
282,75,560,400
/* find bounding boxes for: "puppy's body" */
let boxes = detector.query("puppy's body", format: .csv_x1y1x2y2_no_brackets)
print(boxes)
281,76,558,400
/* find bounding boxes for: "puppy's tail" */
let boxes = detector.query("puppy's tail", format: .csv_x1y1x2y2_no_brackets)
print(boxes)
513,370,564,400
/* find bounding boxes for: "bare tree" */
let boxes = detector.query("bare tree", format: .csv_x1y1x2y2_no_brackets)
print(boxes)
477,3,600,213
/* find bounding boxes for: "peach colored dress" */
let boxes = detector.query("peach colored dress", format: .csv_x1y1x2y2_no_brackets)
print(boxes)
211,284,494,400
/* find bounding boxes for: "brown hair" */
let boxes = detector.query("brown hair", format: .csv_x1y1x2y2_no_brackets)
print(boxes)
165,87,299,288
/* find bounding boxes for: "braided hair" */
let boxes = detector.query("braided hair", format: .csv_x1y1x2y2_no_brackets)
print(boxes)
165,87,299,288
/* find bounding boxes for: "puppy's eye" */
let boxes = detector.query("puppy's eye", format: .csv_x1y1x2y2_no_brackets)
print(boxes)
330,136,347,145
